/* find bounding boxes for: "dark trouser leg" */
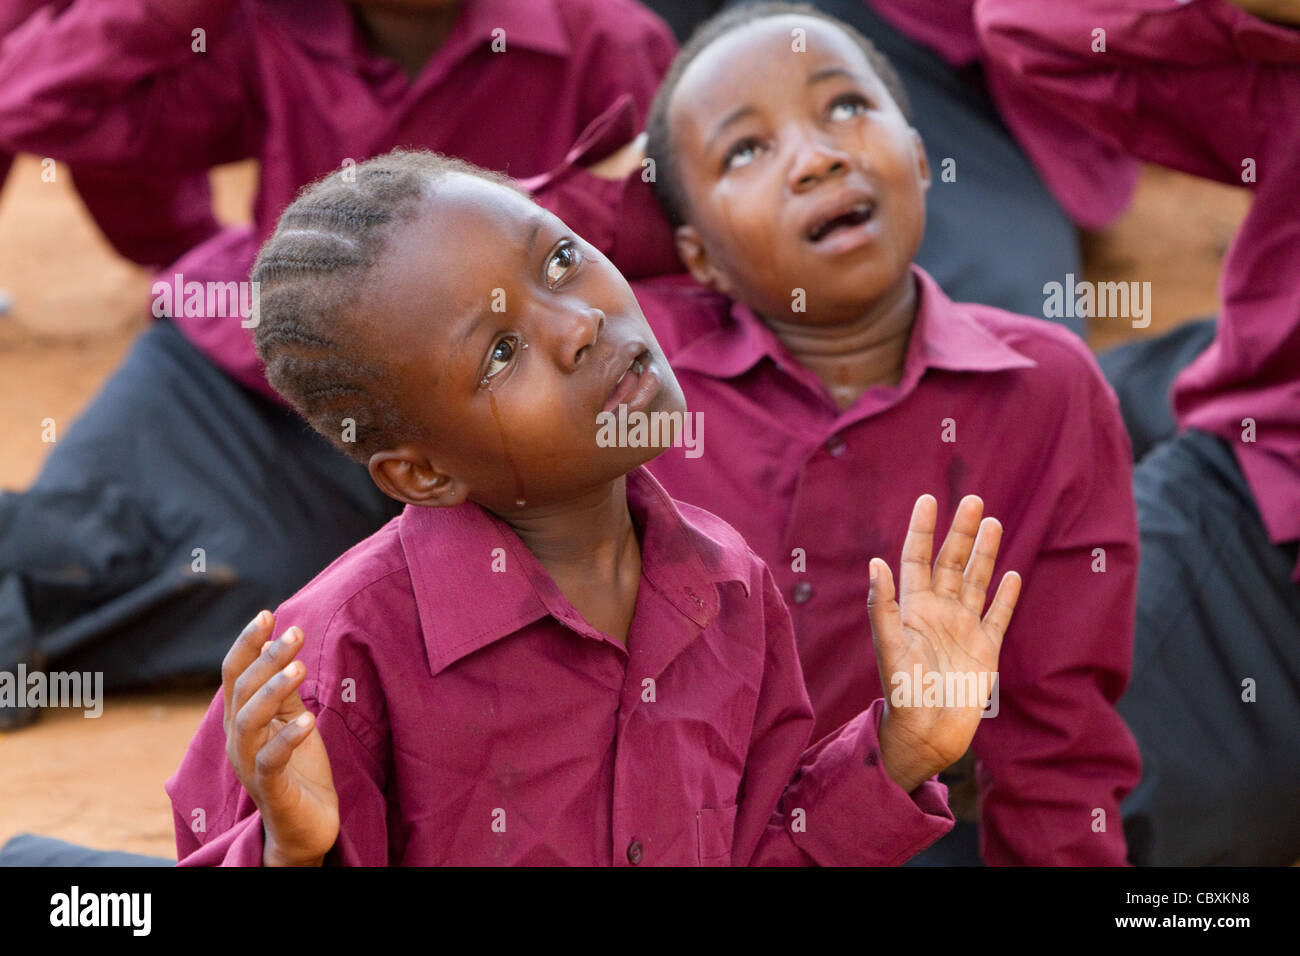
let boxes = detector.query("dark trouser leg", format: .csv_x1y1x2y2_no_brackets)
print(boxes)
1097,318,1217,462
791,0,1083,329
0,834,172,867
0,321,399,693
1120,430,1300,865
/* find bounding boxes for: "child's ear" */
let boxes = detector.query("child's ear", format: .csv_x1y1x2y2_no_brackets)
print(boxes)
910,128,931,193
368,446,467,509
675,224,735,297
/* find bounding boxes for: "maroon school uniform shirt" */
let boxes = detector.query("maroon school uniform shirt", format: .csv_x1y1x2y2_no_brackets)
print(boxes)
165,468,953,866
976,0,1300,580
0,0,676,400
863,0,1139,229
639,267,1142,866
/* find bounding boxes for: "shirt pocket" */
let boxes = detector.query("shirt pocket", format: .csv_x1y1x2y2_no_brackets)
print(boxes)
696,805,738,867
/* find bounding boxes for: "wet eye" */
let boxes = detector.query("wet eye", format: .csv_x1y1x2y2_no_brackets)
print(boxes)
828,94,870,122
723,138,764,172
483,336,517,382
545,242,580,287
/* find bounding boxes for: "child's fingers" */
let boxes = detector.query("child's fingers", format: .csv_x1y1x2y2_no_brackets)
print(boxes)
254,711,316,782
931,495,984,599
233,659,308,771
981,571,1022,649
222,611,274,726
898,494,938,597
866,557,902,649
959,517,1003,615
230,626,304,720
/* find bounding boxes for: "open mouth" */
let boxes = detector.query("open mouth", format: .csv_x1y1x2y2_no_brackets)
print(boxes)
806,201,875,243
603,349,653,413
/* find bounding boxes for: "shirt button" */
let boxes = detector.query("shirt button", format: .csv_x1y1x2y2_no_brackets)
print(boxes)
826,435,846,457
683,587,704,609
626,839,643,865
792,581,813,604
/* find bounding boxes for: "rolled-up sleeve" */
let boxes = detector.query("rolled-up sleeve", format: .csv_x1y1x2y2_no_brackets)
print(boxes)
975,0,1298,183
0,0,253,171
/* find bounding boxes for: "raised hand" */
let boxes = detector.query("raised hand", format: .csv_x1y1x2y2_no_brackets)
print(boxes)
867,494,1021,794
221,611,339,866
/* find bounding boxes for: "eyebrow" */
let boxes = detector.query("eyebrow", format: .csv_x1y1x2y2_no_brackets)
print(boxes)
808,65,856,85
453,212,550,355
703,65,864,154
525,215,544,251
706,104,757,154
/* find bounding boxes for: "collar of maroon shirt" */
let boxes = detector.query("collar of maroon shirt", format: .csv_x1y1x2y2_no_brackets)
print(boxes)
259,0,570,76
398,467,753,678
668,265,1037,420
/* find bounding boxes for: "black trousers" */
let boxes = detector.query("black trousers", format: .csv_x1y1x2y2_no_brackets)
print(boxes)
1098,318,1218,462
1120,429,1300,865
0,321,400,692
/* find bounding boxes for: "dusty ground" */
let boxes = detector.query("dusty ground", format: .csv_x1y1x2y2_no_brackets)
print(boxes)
0,156,1250,860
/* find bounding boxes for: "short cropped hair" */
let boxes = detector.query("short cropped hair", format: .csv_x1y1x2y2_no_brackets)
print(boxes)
644,2,914,226
251,150,521,463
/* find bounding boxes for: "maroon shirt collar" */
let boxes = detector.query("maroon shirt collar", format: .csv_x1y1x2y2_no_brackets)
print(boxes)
259,0,570,65
670,266,1037,395
399,467,752,677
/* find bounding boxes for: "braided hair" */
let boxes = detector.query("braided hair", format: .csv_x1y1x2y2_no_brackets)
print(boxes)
644,2,914,227
251,149,521,463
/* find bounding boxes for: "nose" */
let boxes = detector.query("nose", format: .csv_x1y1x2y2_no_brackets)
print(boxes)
787,132,850,193
555,304,605,372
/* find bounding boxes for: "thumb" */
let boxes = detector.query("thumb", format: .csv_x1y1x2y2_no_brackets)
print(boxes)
866,557,902,651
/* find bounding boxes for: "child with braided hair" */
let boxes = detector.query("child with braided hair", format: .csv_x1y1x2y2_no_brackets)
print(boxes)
167,150,1021,866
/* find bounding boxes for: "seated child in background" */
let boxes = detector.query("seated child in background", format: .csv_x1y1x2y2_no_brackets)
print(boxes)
977,0,1300,866
165,150,1021,866
629,3,1141,865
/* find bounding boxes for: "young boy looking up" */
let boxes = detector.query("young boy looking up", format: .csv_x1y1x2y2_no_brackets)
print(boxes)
0,0,676,703
635,4,1141,865
166,151,1021,866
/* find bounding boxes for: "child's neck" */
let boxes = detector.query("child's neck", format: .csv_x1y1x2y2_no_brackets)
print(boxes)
500,477,643,646
351,3,463,81
760,272,917,411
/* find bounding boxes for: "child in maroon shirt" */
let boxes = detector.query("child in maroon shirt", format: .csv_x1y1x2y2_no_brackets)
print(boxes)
630,3,1142,865
167,150,1021,866
0,0,677,704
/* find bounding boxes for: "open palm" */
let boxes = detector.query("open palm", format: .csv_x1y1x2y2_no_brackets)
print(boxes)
868,494,1021,774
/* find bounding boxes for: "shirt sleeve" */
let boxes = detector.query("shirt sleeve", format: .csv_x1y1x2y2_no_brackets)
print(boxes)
165,678,391,867
974,0,1300,185
734,565,955,867
0,0,254,172
969,344,1142,866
